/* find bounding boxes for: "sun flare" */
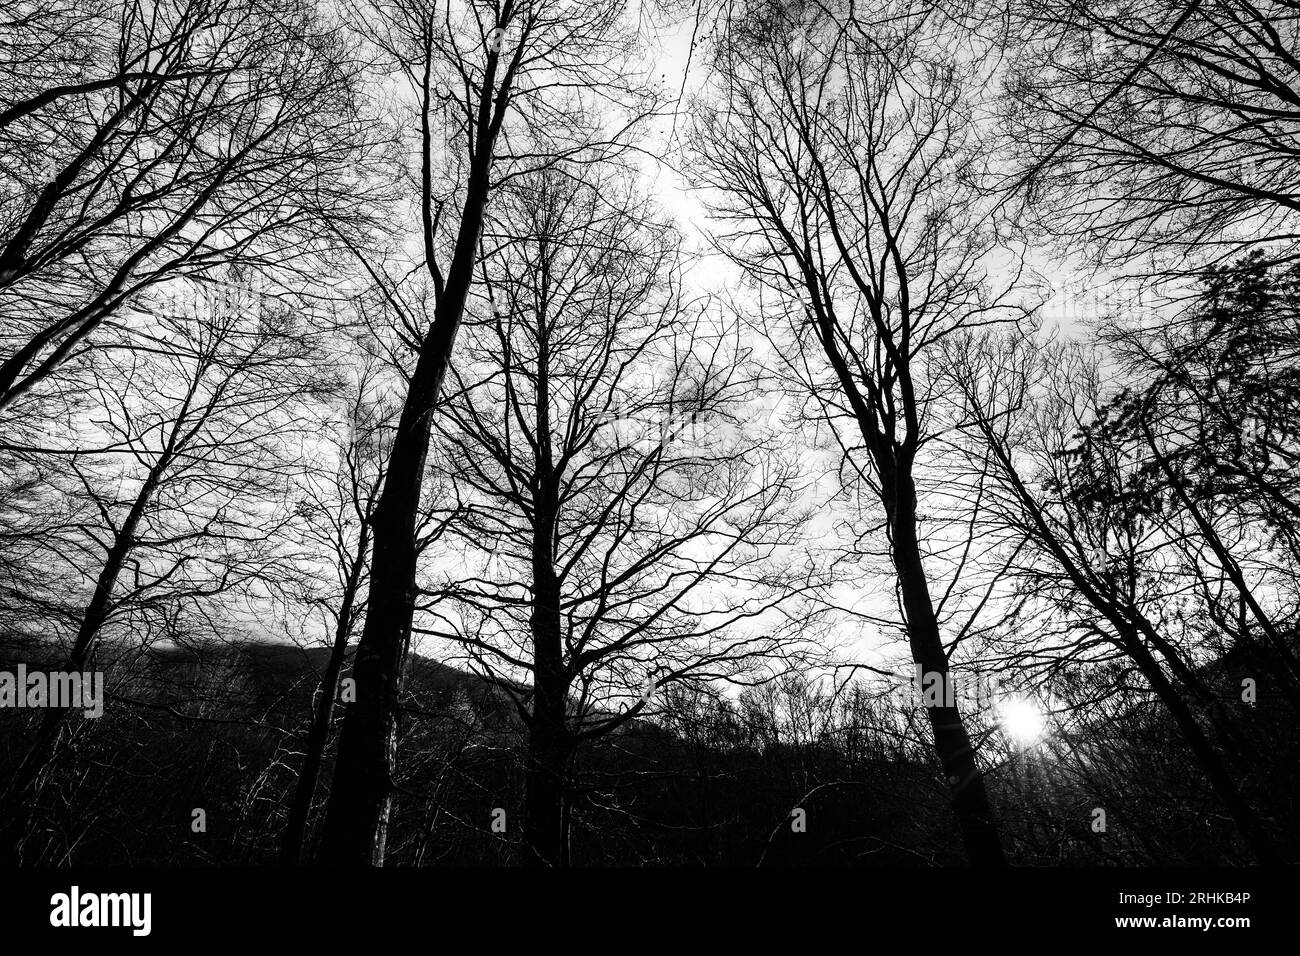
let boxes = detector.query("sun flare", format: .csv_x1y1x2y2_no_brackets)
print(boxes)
998,697,1046,747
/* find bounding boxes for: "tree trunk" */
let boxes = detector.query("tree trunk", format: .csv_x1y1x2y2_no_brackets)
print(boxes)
524,557,570,865
888,465,1007,867
523,694,570,866
518,260,573,867
317,164,490,866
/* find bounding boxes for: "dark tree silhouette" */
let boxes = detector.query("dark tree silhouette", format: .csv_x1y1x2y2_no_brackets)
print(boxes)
0,0,373,416
690,0,1027,865
318,0,661,865
424,166,821,865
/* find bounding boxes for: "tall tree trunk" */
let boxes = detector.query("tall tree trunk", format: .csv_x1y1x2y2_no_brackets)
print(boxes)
523,688,570,866
888,465,1007,867
317,163,490,866
280,527,368,866
524,555,570,866
801,267,1006,864
522,292,571,866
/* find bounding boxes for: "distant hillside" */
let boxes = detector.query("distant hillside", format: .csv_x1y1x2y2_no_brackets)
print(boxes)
0,633,524,722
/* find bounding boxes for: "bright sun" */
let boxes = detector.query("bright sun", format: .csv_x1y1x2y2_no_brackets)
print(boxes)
998,697,1046,747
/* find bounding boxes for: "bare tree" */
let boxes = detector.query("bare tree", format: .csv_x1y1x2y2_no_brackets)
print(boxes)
1001,0,1300,269
0,269,335,862
0,0,375,416
941,320,1284,862
1093,255,1300,703
422,167,820,865
690,0,1028,864
318,0,661,864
